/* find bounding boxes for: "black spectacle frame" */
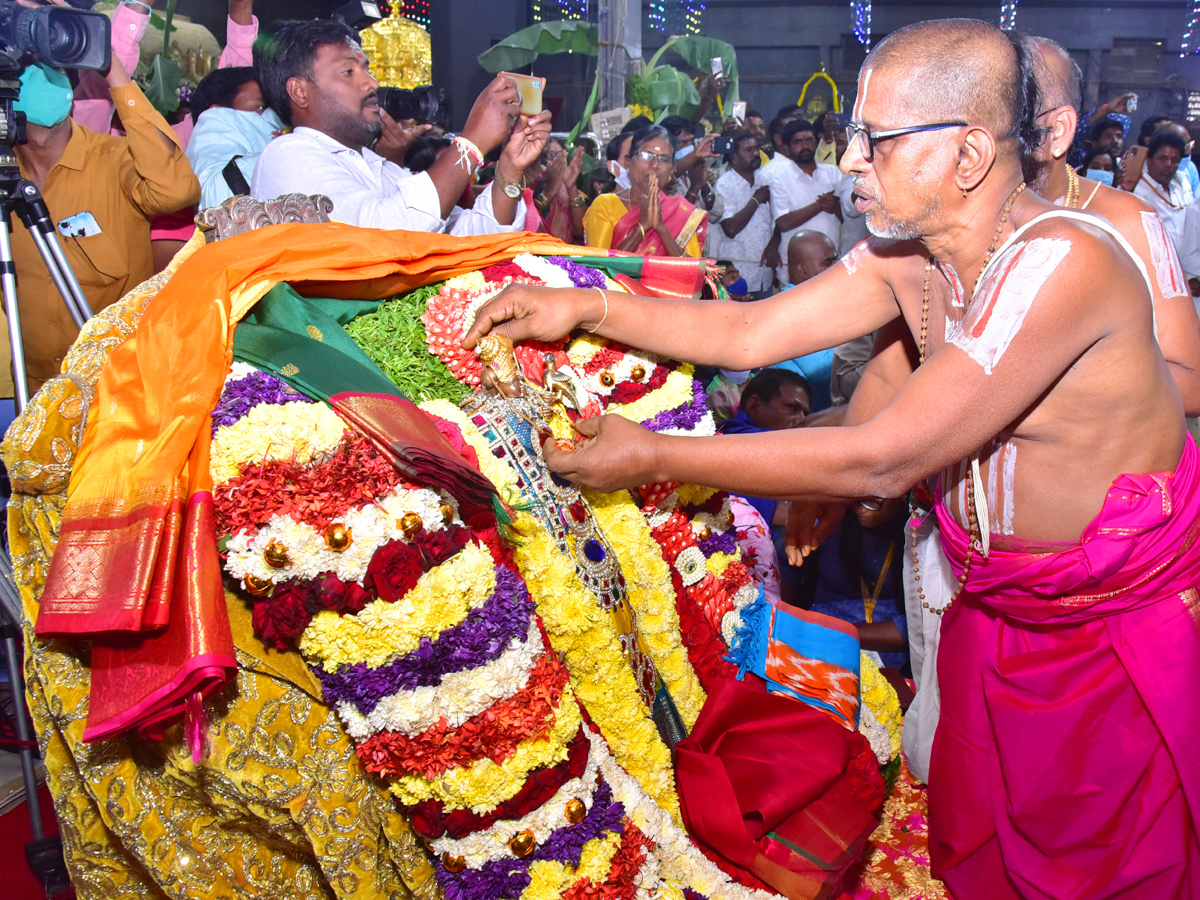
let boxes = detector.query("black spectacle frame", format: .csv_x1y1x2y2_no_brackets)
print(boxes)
846,121,969,161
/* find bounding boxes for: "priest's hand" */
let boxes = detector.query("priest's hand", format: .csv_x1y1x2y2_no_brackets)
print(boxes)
542,416,661,492
463,282,605,349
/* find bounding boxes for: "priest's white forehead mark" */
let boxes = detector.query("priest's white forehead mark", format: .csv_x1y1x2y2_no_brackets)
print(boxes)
841,240,870,275
1141,211,1188,300
947,237,1073,374
853,68,873,123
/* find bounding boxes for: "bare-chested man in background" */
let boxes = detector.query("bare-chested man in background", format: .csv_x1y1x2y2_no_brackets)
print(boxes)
466,19,1199,899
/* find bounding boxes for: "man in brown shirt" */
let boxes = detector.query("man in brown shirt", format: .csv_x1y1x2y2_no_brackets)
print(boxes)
4,50,199,396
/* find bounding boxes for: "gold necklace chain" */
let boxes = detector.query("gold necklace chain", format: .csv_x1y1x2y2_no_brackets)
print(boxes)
911,181,1025,615
1064,164,1079,209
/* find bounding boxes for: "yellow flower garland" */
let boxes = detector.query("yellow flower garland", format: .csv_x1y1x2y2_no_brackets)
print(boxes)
210,401,348,485
520,831,622,900
512,511,681,822
859,654,903,758
422,400,684,822
388,692,582,809
299,540,496,671
586,488,707,731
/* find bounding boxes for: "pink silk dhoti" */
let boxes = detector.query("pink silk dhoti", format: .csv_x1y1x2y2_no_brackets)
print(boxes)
930,436,1200,900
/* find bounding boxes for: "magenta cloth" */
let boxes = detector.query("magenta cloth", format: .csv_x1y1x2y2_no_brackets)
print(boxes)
929,435,1200,900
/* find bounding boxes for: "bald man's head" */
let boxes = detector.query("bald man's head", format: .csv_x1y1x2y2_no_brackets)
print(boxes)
1025,34,1082,113
862,18,1042,161
787,231,838,284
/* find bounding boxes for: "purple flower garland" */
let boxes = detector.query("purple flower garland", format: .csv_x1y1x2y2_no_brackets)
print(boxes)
698,530,738,558
212,369,314,434
318,566,534,714
548,256,608,290
642,380,708,433
434,779,627,900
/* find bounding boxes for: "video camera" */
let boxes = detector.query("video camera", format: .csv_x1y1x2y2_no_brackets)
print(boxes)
0,0,111,72
376,85,443,124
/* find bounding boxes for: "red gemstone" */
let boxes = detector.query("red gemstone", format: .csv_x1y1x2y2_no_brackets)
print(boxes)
569,502,587,523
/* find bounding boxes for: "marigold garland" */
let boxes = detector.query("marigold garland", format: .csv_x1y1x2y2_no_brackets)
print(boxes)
859,653,903,761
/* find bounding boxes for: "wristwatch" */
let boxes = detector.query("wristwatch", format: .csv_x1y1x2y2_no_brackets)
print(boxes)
569,192,587,208
499,179,523,200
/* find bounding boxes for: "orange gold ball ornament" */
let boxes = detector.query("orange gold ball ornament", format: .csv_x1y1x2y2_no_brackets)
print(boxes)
630,364,646,382
599,372,615,388
399,512,424,539
263,540,290,569
243,574,272,596
324,523,353,551
441,853,466,873
439,502,455,525
508,829,536,858
564,798,587,824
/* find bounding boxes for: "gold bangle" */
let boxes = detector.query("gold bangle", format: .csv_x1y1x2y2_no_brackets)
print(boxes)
587,287,608,334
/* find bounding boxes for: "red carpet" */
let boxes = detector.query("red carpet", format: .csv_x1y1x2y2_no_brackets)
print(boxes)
0,782,68,900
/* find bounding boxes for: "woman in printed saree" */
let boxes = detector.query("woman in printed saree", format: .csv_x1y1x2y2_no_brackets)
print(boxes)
583,126,707,258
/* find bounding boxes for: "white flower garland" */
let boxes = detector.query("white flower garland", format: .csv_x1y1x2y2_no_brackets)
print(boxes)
430,730,603,867
335,618,546,738
210,399,348,484
584,729,783,900
223,485,457,585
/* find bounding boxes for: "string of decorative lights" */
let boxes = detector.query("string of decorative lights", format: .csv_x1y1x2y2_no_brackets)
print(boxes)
647,0,705,34
531,0,590,21
852,0,871,48
1181,0,1200,55
397,0,431,28
999,0,1019,31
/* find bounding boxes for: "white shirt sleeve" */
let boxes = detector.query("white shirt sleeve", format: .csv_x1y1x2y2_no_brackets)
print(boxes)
446,184,527,235
1178,201,1200,282
251,133,445,231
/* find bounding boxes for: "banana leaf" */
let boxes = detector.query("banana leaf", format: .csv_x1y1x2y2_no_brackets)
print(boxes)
477,20,598,73
646,66,701,118
662,35,740,103
142,53,181,116
566,64,601,148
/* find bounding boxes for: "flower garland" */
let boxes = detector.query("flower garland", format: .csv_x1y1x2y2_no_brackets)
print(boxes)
211,364,315,434
335,616,544,739
387,704,582,809
859,653,903,762
429,738,603,867
213,432,407,538
356,648,572,780
209,399,348,484
547,256,608,289
583,729,781,900
316,565,535,712
300,539,497,671
586,488,706,731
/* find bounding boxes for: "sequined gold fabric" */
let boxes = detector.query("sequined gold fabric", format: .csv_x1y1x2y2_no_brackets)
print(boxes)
2,233,441,900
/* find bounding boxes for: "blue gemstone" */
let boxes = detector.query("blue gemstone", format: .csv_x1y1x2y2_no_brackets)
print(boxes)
583,540,605,563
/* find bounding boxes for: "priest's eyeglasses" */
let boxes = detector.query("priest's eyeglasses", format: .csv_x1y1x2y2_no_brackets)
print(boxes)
846,121,968,161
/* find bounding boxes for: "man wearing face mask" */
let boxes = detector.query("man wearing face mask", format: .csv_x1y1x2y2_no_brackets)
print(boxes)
186,68,284,208
6,50,200,395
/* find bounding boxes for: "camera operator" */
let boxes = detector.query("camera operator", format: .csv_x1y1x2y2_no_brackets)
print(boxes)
4,3,200,394
251,19,551,235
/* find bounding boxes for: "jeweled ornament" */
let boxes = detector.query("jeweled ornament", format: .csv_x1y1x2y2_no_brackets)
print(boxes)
324,523,352,551
508,829,536,858
400,512,424,539
263,540,290,569
243,573,272,596
564,797,586,824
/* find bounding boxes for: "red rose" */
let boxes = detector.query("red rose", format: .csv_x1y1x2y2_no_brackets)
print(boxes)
417,525,470,570
307,572,372,615
251,583,312,650
365,539,424,602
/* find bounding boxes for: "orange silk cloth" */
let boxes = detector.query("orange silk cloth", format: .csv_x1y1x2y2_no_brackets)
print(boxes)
36,224,581,740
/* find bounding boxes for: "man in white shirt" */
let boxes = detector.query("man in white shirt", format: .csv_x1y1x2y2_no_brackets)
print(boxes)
251,19,550,234
710,131,774,294
1133,131,1194,253
762,118,856,283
